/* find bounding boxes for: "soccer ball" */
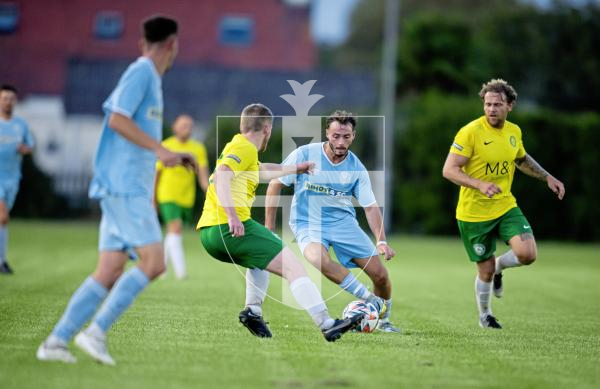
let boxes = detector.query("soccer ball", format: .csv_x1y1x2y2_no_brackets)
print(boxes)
342,300,380,333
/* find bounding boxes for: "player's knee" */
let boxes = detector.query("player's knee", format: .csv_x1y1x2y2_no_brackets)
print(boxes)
516,249,537,265
370,268,389,288
148,262,166,279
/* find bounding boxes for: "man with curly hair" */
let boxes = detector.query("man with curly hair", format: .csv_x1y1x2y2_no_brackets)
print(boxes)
443,79,565,329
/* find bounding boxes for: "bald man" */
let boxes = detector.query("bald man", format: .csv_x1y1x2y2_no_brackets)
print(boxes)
154,114,209,279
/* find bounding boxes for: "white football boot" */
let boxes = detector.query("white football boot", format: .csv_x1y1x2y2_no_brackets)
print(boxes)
75,330,115,366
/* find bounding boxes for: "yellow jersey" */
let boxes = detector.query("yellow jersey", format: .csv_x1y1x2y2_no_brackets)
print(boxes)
197,134,259,228
156,136,208,208
449,116,527,222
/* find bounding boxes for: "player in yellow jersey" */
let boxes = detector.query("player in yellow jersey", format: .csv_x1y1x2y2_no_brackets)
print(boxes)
198,103,365,342
443,79,565,329
155,114,209,279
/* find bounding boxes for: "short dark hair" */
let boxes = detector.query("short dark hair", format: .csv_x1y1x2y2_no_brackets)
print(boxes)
0,84,18,95
326,110,357,130
143,15,178,43
479,79,518,104
240,103,273,133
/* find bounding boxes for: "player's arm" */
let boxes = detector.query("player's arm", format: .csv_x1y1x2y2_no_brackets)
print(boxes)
258,162,315,182
152,168,161,210
108,113,196,170
515,154,565,199
363,203,395,261
213,164,244,237
265,180,284,232
197,165,209,193
18,125,34,155
442,153,502,198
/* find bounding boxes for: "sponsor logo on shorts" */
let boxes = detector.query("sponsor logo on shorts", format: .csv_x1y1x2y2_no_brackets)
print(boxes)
473,243,486,256
226,154,241,163
452,142,464,151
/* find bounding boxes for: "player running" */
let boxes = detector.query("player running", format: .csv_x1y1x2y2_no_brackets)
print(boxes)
442,79,565,329
155,114,209,280
0,84,34,275
263,110,400,333
197,103,364,342
37,16,193,365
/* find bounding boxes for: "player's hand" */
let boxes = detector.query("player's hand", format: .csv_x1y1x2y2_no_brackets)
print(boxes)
377,242,395,261
296,161,316,175
229,215,245,238
547,175,565,200
179,152,198,172
17,144,32,155
156,146,182,167
477,181,502,198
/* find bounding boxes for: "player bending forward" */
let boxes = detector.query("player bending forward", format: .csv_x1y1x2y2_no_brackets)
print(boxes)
443,79,565,329
197,103,364,342
262,110,400,333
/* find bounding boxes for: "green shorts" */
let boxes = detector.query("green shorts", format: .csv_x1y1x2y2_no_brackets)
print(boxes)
159,202,193,224
199,219,284,270
457,207,533,262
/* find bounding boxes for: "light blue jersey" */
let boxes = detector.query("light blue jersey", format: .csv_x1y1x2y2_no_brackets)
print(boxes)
0,116,34,184
279,142,378,267
89,57,163,199
279,142,377,230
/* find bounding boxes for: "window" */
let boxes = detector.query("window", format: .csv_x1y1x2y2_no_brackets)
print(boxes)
94,11,124,40
219,16,254,47
0,3,19,34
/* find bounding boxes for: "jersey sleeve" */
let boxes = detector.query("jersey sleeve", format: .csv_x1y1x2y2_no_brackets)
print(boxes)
22,121,35,147
220,142,253,175
515,126,526,159
196,143,208,168
105,65,151,118
278,148,302,187
352,165,377,207
449,126,474,158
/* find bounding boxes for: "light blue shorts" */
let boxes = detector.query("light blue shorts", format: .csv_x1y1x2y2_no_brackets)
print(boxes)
292,220,376,269
99,195,162,258
0,181,19,211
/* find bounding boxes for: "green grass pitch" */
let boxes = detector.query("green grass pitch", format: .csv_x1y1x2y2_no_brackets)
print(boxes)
1,220,599,388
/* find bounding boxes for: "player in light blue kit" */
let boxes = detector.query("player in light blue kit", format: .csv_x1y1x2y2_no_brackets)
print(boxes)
37,16,193,365
0,84,34,275
263,110,401,333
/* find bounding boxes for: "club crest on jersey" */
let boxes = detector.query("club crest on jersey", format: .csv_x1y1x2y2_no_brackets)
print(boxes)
473,244,486,256
510,135,517,147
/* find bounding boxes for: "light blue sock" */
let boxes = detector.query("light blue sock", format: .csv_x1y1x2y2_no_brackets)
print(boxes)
52,276,108,342
92,267,149,332
0,225,7,263
339,273,371,300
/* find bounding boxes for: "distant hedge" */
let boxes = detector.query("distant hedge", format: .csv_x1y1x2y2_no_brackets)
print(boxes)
393,91,600,241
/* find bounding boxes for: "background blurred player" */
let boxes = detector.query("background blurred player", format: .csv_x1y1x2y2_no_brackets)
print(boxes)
0,84,34,275
37,15,194,365
264,110,400,332
442,79,565,329
198,103,363,342
155,114,209,280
